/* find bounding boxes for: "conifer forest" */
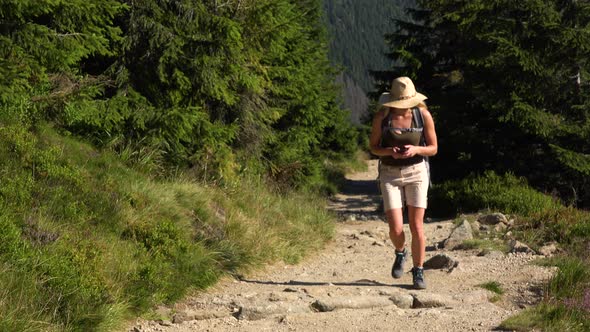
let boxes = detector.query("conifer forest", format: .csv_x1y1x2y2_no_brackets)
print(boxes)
1,0,358,190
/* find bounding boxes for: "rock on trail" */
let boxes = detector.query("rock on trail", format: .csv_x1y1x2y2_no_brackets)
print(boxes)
126,160,555,332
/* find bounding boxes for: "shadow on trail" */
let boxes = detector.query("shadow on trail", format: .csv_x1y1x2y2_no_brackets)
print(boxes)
339,179,380,196
237,277,415,289
329,178,383,220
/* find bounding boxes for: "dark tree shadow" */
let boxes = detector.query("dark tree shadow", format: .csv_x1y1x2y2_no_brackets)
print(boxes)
340,179,380,196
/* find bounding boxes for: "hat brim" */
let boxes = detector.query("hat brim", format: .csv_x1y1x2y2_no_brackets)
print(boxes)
381,92,428,109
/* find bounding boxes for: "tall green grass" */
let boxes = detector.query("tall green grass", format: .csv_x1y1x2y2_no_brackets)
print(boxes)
0,122,335,331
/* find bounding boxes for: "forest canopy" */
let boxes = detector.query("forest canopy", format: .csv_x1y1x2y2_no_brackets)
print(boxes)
0,0,358,190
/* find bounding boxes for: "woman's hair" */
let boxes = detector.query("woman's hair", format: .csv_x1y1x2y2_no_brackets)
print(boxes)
416,101,427,109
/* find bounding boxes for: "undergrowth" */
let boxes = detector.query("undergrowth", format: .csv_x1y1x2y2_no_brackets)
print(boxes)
0,122,335,331
431,171,590,330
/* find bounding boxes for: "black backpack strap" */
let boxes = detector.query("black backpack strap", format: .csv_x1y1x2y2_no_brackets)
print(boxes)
412,106,425,146
412,106,432,185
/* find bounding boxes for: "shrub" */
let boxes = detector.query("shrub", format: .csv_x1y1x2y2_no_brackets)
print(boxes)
429,171,561,218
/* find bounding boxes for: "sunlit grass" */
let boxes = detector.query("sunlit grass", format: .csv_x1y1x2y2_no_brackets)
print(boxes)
478,281,504,295
0,124,336,331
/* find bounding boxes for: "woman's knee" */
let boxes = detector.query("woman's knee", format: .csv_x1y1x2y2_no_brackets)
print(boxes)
409,223,424,237
389,226,404,237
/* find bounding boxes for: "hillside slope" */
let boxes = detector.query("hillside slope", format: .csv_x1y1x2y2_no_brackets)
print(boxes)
323,0,415,123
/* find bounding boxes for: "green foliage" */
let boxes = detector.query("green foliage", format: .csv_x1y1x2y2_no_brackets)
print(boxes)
477,281,505,295
547,258,589,300
379,0,590,207
0,0,125,102
501,257,590,332
429,171,561,217
0,0,356,329
0,123,335,330
103,0,357,187
500,303,589,332
1,0,357,189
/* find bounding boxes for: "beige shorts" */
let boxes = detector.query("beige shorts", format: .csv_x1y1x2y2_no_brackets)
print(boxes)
379,160,429,210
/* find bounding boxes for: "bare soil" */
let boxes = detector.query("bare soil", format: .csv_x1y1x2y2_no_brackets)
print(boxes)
127,160,555,332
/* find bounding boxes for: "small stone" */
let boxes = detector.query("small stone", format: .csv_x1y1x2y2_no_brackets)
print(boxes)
478,213,508,225
507,219,515,228
509,240,535,254
389,293,414,309
423,254,457,270
172,312,191,324
312,296,394,312
494,223,508,233
538,242,559,256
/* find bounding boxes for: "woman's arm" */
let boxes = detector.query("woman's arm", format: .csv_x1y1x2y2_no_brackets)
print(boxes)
417,107,438,157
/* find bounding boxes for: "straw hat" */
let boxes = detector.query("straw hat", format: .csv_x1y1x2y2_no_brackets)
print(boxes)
380,76,427,109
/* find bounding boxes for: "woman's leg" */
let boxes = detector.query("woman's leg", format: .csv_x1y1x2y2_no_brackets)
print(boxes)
407,206,426,267
385,208,405,250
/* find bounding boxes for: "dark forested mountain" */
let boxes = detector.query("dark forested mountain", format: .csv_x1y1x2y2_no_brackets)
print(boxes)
322,0,415,123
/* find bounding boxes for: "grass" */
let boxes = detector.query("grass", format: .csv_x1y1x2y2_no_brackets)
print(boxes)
431,170,590,330
461,239,510,253
477,281,504,303
478,281,504,295
500,302,590,332
0,122,336,331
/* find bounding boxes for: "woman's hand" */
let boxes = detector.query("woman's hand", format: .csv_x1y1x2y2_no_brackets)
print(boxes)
392,145,418,159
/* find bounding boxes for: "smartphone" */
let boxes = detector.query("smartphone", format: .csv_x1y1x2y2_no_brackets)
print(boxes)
398,146,408,153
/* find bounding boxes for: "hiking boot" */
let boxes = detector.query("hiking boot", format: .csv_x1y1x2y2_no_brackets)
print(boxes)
391,248,406,279
412,267,426,289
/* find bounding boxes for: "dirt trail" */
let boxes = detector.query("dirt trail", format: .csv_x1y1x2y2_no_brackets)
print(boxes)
128,160,555,332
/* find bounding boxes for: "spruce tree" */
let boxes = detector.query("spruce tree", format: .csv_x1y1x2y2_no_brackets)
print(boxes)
1,0,356,189
0,0,124,103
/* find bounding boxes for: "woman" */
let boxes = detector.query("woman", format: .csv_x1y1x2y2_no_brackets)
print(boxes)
369,76,438,289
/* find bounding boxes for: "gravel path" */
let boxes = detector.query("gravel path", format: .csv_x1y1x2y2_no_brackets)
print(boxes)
126,160,555,332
